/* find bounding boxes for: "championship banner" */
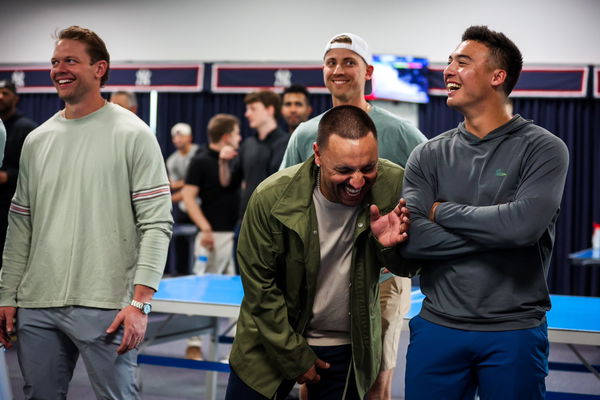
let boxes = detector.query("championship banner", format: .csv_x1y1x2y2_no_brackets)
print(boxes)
211,63,328,93
427,65,589,98
0,64,204,93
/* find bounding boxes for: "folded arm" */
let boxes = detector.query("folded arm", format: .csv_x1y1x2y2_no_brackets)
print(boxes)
432,136,569,247
399,148,485,259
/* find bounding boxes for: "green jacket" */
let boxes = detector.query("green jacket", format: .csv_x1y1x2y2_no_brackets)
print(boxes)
230,156,405,398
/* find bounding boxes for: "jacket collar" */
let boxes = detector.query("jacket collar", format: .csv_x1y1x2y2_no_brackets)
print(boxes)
271,156,318,233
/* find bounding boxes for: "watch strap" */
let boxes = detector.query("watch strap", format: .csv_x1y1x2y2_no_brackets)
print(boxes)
130,299,151,314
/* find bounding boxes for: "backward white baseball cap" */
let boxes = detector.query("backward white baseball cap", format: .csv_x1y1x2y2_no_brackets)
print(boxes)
323,33,373,65
171,122,192,136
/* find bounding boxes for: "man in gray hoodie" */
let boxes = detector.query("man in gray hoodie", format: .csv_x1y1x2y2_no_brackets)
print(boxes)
400,26,569,399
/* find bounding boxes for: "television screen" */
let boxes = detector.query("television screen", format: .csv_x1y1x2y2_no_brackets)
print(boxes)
366,55,429,104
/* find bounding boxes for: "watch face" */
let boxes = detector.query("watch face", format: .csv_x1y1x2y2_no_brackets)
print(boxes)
142,304,152,314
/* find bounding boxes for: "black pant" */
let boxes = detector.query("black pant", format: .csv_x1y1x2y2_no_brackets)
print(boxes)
225,344,360,400
307,344,359,400
225,367,295,400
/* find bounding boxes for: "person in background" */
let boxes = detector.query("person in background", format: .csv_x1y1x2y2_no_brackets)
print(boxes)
219,90,289,218
181,114,242,360
165,122,199,275
400,25,569,399
281,84,312,133
0,80,37,269
166,122,199,209
110,90,138,114
218,90,289,273
280,32,427,400
0,25,172,399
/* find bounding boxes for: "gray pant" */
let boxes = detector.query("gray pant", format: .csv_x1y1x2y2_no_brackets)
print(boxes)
16,307,139,400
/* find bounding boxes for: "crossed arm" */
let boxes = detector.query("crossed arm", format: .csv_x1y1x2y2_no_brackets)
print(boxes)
399,135,569,259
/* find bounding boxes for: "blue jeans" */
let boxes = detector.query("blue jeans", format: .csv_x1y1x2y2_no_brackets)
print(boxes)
405,316,549,400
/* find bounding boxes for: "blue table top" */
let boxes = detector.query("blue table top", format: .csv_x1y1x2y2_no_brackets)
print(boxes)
155,275,244,306
568,248,600,266
155,275,600,334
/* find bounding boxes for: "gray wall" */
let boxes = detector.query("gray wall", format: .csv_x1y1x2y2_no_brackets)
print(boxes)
2,0,600,65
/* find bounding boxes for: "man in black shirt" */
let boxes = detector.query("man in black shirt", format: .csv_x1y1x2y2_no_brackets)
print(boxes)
182,113,242,273
0,80,37,268
181,114,242,360
219,90,290,218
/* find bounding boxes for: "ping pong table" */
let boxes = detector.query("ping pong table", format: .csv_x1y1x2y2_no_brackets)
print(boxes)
569,248,600,266
145,274,600,399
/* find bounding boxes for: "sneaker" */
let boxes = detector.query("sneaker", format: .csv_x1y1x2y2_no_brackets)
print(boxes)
185,345,204,361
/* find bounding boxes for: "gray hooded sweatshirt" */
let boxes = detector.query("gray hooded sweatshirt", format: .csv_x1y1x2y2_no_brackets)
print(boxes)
400,115,569,331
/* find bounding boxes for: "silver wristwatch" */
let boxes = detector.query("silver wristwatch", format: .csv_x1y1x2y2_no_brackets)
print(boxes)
130,299,152,315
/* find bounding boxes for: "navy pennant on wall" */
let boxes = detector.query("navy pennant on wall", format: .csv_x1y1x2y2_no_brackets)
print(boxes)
427,64,590,98
0,64,204,93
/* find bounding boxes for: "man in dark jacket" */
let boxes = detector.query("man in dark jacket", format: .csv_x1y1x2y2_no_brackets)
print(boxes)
225,105,412,400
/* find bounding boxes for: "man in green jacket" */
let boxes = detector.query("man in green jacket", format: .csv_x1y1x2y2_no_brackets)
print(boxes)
226,105,411,400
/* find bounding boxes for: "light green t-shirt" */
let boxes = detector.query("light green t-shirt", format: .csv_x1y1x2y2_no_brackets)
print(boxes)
280,105,426,169
0,103,173,309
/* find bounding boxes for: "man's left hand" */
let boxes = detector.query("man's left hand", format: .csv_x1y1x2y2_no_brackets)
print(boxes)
106,306,148,354
370,198,410,247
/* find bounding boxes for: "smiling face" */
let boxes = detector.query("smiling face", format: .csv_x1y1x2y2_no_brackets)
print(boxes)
443,40,499,113
50,39,106,105
323,48,373,105
314,132,378,207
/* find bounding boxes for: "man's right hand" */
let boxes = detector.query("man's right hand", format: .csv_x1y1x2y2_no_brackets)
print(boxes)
219,145,238,161
200,230,215,251
296,358,330,384
0,306,16,348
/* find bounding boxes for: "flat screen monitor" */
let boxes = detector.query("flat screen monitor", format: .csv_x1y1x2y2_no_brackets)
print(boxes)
366,55,429,104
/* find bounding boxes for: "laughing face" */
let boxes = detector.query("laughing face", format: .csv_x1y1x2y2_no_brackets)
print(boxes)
323,48,373,105
314,132,378,207
50,39,106,105
443,40,497,112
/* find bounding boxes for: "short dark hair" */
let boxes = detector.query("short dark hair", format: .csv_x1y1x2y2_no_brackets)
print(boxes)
244,90,281,119
317,105,377,150
0,80,17,95
282,84,310,104
207,114,240,143
55,26,111,86
461,25,523,96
